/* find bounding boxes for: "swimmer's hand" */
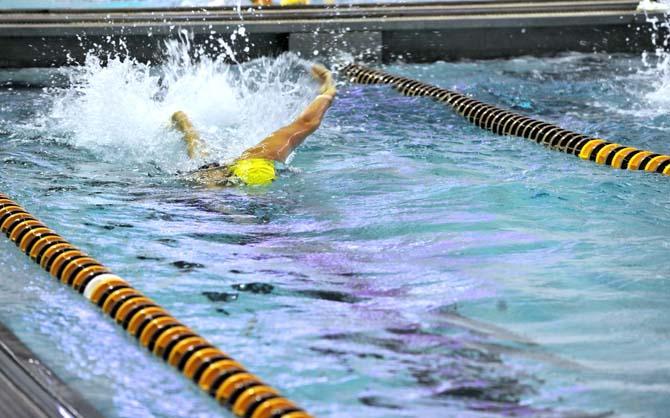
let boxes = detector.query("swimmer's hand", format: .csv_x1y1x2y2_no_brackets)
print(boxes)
311,63,336,98
171,110,209,159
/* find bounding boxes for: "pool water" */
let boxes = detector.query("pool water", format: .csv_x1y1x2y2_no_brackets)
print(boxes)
1,41,669,418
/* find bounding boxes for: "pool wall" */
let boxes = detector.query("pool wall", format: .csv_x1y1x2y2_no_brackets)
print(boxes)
0,321,104,418
0,0,667,67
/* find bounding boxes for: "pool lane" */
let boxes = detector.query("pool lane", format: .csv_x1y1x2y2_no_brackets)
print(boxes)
343,63,670,176
0,193,313,418
1,53,669,418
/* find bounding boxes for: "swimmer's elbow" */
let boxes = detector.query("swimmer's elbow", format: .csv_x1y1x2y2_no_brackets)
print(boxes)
306,119,321,131
298,116,321,131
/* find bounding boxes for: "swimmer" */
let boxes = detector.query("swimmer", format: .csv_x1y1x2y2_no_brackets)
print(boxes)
171,63,336,186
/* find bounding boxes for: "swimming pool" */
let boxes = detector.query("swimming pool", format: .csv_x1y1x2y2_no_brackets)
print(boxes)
1,41,669,417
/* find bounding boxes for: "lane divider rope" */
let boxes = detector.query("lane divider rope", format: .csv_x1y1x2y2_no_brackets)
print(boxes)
0,193,312,418
342,63,670,176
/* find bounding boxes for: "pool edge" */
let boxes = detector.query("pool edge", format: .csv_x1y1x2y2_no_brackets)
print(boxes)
0,320,105,418
0,0,667,67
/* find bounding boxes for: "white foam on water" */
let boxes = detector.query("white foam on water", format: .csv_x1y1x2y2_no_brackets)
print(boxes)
596,13,670,120
640,13,670,113
48,37,315,173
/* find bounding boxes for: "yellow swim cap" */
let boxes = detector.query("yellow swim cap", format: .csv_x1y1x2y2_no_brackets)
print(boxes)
231,158,276,185
280,0,309,5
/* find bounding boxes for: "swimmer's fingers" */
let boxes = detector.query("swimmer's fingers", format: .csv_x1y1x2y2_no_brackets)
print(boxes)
310,64,336,97
170,110,209,159
311,63,332,85
171,110,193,132
311,63,328,78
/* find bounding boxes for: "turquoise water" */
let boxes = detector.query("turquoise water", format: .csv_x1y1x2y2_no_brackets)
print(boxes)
1,47,670,418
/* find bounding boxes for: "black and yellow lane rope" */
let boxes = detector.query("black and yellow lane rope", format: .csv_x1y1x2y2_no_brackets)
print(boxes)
0,193,312,418
343,64,670,176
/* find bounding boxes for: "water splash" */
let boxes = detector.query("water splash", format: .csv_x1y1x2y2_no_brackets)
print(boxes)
641,11,670,110
48,37,315,173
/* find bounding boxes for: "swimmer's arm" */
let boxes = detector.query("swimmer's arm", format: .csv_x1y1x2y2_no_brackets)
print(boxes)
239,94,334,163
239,64,336,163
171,111,208,159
